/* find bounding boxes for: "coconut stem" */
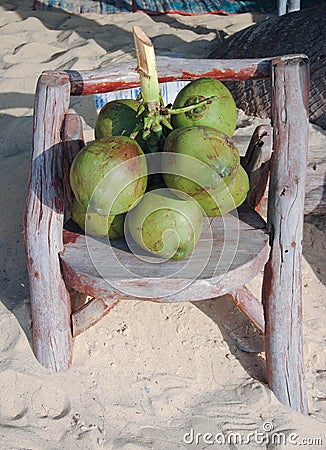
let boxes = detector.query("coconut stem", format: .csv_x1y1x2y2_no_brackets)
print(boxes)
133,26,161,114
163,96,225,115
133,26,170,151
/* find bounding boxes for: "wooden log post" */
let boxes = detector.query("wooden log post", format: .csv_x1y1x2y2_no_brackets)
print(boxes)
262,55,309,413
24,72,73,371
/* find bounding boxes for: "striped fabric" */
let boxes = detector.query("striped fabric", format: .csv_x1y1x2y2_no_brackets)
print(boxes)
35,0,276,15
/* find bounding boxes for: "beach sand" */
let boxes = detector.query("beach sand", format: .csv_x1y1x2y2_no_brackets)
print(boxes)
0,1,325,448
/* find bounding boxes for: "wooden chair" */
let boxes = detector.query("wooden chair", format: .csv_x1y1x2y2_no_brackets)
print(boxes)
24,54,309,414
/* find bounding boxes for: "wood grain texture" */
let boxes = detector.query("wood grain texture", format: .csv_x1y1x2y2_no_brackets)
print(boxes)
60,205,270,303
24,72,73,371
262,56,309,413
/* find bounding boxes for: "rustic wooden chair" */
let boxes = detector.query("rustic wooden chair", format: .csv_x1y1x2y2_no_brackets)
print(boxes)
24,54,309,414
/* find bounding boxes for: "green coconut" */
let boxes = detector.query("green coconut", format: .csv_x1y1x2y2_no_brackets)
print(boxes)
71,197,126,238
171,78,237,137
70,136,147,216
71,197,113,236
108,213,126,239
162,126,240,200
191,164,249,216
126,189,203,260
95,99,141,139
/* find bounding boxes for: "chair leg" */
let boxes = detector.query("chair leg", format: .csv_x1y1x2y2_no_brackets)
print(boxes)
227,286,265,335
24,72,73,371
262,56,309,413
72,298,120,337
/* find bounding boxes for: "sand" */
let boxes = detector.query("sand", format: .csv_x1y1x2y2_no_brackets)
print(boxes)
0,1,325,448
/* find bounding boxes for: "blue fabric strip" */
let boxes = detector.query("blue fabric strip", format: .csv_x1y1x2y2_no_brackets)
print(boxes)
37,0,276,14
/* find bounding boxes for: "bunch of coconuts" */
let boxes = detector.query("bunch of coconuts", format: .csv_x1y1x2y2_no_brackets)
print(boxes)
69,28,249,261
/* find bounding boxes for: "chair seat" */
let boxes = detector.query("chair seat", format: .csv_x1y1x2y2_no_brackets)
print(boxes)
60,204,270,302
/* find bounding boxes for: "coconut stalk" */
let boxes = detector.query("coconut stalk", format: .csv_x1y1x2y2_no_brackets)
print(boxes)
133,26,170,149
133,26,160,111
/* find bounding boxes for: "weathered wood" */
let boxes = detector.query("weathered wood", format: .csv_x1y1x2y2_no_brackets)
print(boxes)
24,72,73,371
63,57,272,96
241,124,272,215
262,55,309,413
72,297,120,337
227,286,265,334
60,206,270,302
62,113,85,219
